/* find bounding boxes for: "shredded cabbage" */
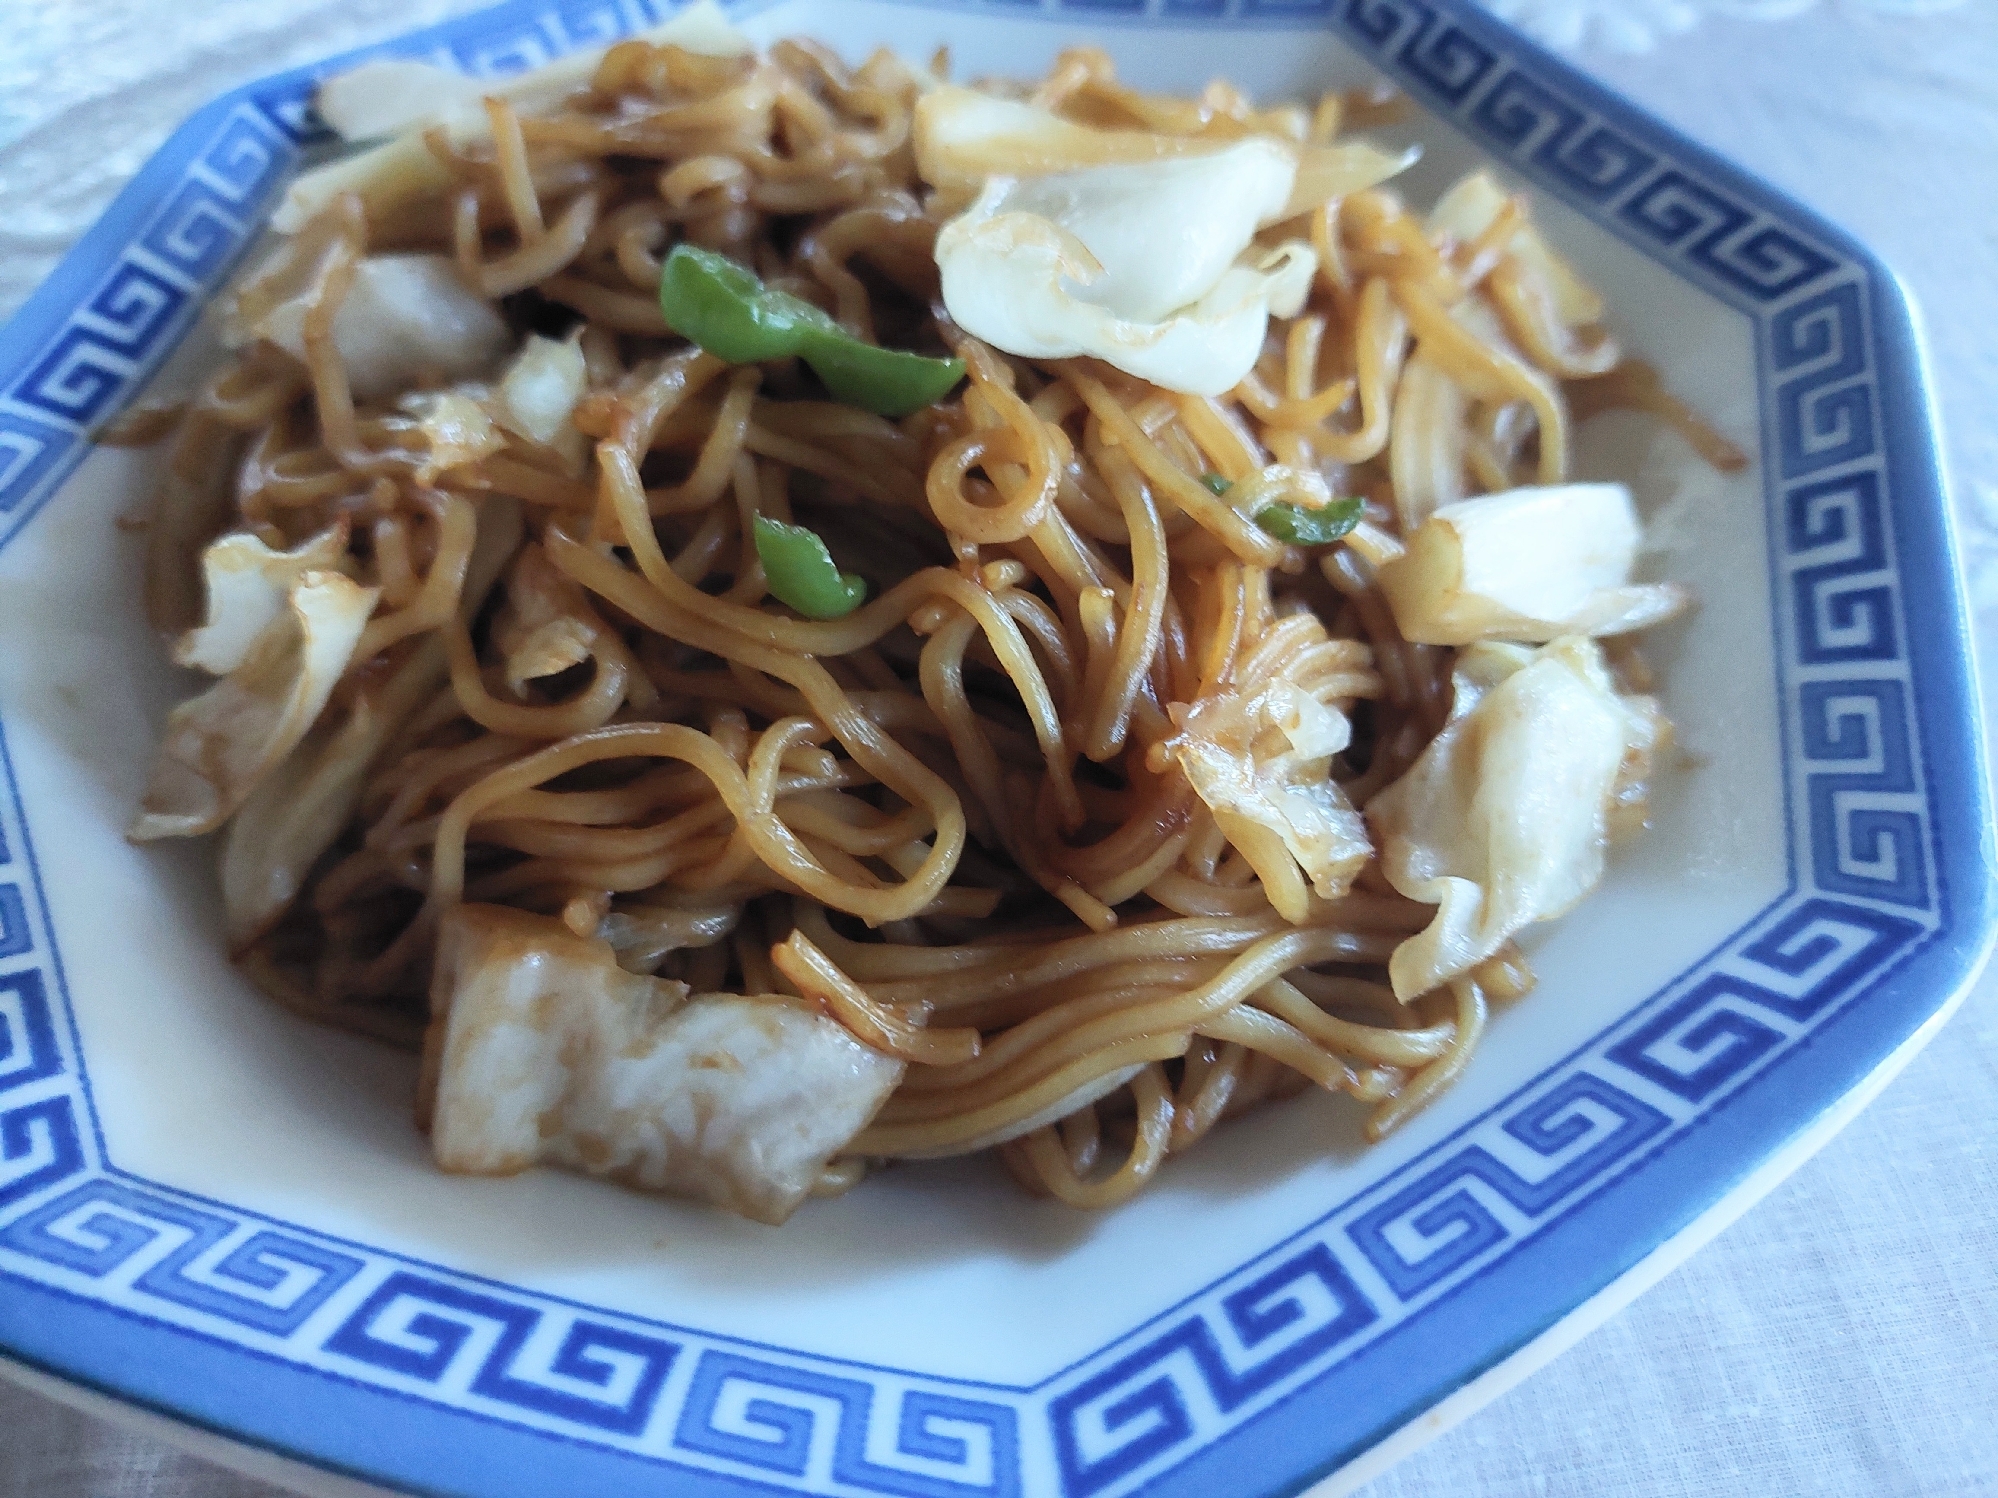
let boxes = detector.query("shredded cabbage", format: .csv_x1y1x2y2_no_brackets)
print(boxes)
423,904,904,1224
1368,637,1660,997
1159,613,1373,920
223,249,510,400
1380,482,1689,645
130,571,379,841
925,90,1414,395
174,524,351,675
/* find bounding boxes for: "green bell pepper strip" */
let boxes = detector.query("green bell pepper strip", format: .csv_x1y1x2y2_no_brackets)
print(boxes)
659,245,965,418
753,514,867,620
1203,474,1365,547
1253,496,1365,547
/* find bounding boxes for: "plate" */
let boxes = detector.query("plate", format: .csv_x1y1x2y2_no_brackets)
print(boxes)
0,3,1989,1496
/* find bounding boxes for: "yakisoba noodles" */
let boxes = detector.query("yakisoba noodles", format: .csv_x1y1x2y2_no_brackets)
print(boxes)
124,8,1742,1225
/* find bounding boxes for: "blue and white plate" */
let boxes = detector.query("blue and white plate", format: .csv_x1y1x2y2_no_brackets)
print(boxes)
0,3,1990,1495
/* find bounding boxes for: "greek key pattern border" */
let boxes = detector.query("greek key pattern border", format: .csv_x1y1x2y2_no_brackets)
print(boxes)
0,98,291,553
0,729,100,1231
0,0,1949,1495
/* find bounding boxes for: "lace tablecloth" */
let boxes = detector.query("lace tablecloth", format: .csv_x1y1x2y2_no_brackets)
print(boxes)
2,3,1994,1494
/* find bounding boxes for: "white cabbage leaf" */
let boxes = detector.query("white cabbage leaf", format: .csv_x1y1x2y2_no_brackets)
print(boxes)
319,2,754,140
174,523,351,675
923,88,1419,396
1158,613,1372,921
913,86,1416,212
494,333,588,447
422,904,904,1225
395,387,506,480
220,689,381,951
315,60,482,142
1426,169,1602,328
490,544,601,693
938,145,1317,396
1379,482,1690,645
597,903,742,976
282,2,754,230
130,571,380,841
269,133,458,238
1367,637,1659,998
223,251,511,402
218,496,524,945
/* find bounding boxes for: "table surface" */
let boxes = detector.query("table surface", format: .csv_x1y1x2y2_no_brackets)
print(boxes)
2,2,1995,1494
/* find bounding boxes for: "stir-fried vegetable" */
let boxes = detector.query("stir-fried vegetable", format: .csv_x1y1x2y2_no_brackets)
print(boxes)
1204,475,1364,547
753,515,867,620
426,904,906,1226
1367,638,1663,998
1380,482,1687,644
1254,498,1364,547
658,245,964,417
919,89,1415,397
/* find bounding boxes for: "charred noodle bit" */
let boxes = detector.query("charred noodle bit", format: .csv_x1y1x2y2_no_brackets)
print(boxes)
128,16,1715,1223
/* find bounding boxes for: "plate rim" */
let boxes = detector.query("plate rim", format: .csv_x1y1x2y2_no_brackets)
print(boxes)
0,2,1991,1497
8,946,1981,1498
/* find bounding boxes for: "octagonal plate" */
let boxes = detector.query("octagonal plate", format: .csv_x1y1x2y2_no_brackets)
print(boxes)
0,2,1990,1496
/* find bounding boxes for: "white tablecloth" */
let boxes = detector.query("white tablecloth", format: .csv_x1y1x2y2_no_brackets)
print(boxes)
2,3,1994,1493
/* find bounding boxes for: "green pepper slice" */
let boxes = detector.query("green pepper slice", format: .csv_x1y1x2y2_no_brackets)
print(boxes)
753,514,867,620
1253,496,1365,547
659,244,965,418
1203,474,1365,547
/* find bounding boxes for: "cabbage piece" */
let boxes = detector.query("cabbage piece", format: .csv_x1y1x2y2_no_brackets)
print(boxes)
923,86,1419,395
174,523,350,674
1367,637,1658,998
630,0,757,59
315,60,480,142
217,497,523,945
913,86,1416,211
269,133,459,238
1158,615,1372,920
318,2,754,141
130,571,380,842
1379,482,1689,645
421,905,905,1225
1008,143,1301,324
283,2,754,231
396,388,506,480
598,903,742,976
1426,169,1602,328
222,251,509,400
219,691,380,951
490,544,600,693
494,334,588,447
937,145,1317,396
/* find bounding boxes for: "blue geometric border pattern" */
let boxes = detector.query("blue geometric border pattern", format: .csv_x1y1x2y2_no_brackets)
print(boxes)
0,0,667,551
0,733,97,1221
0,0,1977,1496
0,100,293,548
1040,900,1927,1495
